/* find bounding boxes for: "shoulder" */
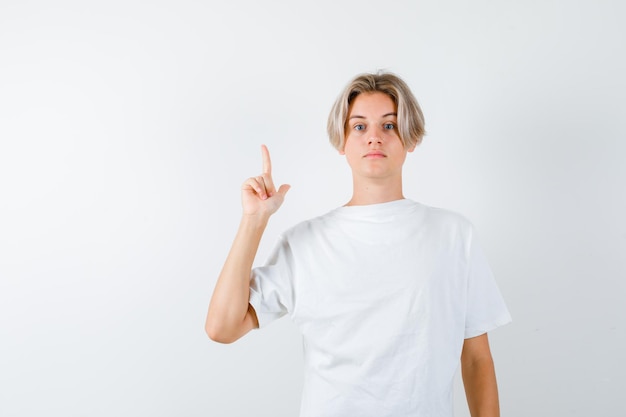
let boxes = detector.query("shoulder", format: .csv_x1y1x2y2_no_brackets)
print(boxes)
414,201,474,234
278,210,336,242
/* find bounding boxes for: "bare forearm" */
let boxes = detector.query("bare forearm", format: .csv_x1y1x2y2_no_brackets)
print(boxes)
206,145,289,343
205,214,268,341
462,356,500,417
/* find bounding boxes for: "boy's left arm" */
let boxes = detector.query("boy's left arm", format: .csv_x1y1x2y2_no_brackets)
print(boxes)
461,333,501,417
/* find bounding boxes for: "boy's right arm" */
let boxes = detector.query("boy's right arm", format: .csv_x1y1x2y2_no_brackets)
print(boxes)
205,145,290,344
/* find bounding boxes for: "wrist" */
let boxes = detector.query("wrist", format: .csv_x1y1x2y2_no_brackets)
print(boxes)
240,212,271,229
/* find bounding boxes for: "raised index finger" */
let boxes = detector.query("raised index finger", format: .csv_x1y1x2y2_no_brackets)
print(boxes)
261,144,272,175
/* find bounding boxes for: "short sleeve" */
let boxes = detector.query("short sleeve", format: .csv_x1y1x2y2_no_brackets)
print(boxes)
464,227,512,338
248,236,295,328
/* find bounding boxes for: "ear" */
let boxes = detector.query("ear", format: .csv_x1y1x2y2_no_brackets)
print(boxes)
407,145,416,153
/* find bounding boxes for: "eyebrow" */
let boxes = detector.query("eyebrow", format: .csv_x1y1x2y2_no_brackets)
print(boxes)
348,112,397,120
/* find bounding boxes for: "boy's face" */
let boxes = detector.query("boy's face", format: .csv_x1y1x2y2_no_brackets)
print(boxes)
341,92,414,181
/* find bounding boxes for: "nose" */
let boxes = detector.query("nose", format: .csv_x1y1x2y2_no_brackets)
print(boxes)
368,128,383,146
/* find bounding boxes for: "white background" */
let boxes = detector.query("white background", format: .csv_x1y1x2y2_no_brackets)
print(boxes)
1,0,624,416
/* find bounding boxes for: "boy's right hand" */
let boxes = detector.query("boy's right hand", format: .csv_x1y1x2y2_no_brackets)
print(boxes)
241,144,290,218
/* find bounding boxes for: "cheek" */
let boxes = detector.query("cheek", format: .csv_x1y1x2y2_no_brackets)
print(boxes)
342,136,355,152
385,129,401,140
342,142,360,163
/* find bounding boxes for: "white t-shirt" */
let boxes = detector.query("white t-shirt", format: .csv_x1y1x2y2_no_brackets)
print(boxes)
249,199,511,417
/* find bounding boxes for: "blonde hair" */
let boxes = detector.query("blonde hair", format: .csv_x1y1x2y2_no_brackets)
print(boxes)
327,72,425,151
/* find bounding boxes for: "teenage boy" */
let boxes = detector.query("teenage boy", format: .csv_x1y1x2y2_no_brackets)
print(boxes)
206,72,511,417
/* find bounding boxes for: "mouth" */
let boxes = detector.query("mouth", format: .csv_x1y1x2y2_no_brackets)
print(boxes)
364,151,386,158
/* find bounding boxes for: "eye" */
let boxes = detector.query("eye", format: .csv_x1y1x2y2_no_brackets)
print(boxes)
354,124,365,131
384,123,396,130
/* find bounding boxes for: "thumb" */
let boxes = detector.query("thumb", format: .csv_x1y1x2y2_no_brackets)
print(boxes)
276,184,291,198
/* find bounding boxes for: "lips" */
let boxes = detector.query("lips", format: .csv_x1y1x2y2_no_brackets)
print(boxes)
364,151,386,158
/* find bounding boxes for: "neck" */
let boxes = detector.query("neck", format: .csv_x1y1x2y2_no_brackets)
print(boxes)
345,176,405,206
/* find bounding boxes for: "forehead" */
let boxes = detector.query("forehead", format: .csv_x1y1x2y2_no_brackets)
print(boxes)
348,91,397,116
